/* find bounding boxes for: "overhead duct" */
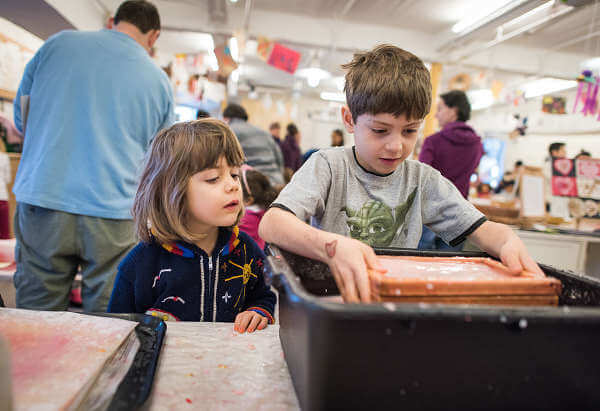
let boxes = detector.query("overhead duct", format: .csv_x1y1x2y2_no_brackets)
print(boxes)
208,0,228,24
439,0,553,52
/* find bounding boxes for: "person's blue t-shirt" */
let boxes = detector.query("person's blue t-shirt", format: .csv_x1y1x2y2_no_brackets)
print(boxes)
13,29,175,219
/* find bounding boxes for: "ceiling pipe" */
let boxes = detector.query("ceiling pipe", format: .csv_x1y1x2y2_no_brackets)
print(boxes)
437,0,547,52
451,3,574,62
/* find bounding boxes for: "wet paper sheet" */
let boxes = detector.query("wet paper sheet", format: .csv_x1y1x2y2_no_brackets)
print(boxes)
146,322,299,410
0,309,138,411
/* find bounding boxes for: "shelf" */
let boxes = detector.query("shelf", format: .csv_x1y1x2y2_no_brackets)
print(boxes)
0,89,16,101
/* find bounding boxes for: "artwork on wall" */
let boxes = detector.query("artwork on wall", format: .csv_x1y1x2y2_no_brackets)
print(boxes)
542,96,566,114
552,157,600,218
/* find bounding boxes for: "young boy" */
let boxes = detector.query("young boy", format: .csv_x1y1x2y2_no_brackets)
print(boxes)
258,44,542,303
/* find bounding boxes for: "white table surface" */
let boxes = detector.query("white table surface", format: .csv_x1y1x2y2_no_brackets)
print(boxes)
144,322,300,411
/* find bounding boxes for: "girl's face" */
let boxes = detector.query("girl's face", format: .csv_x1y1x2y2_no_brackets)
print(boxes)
186,157,242,233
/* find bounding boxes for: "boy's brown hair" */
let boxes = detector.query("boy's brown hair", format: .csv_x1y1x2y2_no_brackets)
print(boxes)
342,44,432,122
133,119,245,245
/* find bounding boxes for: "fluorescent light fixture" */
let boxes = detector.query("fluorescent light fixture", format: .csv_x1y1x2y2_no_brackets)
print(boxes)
520,77,577,99
320,91,346,103
467,89,494,111
296,67,331,88
229,37,239,62
501,0,555,29
451,0,526,34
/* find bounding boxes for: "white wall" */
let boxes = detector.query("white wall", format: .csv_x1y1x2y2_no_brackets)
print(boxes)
470,88,600,170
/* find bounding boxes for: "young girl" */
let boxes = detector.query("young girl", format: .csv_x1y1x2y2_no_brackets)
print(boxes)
238,165,278,250
108,119,276,333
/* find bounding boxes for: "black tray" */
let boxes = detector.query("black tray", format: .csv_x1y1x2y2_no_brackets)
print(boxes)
265,246,600,411
88,313,166,411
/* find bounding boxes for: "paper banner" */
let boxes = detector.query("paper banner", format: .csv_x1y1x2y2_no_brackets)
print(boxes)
267,43,301,74
256,37,273,62
214,44,238,77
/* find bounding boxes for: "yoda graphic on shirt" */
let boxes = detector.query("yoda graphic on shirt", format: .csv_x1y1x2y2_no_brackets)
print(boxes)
342,188,417,247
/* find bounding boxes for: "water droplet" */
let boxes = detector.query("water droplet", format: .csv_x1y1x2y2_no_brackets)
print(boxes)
400,389,406,396
499,315,507,323
426,283,434,290
324,288,328,293
395,289,402,295
519,318,528,329
385,328,392,335
383,302,396,311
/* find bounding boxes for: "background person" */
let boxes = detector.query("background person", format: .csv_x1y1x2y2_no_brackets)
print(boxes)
12,0,175,312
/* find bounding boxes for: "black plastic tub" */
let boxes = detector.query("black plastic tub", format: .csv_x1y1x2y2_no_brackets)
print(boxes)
88,313,166,410
265,246,600,411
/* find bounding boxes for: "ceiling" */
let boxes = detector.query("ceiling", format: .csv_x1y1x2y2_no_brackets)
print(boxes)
30,0,600,95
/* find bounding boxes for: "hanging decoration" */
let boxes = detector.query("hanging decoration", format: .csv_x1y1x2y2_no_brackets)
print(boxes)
213,44,238,77
572,70,599,117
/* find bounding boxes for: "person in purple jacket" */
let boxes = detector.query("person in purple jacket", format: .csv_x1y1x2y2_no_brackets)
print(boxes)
418,90,483,250
281,123,303,172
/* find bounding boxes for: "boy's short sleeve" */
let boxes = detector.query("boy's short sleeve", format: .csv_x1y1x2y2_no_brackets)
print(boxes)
422,169,486,246
271,151,332,222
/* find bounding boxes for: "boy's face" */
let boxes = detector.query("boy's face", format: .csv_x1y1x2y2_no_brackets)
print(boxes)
341,106,422,175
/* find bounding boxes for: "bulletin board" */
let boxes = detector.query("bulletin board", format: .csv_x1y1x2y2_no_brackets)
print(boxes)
551,158,600,219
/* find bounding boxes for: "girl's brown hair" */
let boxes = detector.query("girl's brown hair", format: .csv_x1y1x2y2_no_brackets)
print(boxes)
133,119,245,244
241,168,279,209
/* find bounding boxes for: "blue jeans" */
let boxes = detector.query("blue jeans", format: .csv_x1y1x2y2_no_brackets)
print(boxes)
418,226,464,252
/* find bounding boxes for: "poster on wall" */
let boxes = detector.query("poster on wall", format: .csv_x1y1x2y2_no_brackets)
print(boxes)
542,96,566,114
552,157,600,218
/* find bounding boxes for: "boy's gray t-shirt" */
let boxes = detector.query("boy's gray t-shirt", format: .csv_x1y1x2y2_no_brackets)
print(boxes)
272,147,486,248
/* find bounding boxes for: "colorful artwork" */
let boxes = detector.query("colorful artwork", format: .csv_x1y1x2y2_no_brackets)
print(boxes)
267,43,301,74
552,157,600,218
213,44,238,77
542,96,566,114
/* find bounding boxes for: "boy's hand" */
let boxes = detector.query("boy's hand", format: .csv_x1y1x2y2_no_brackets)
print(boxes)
499,235,544,275
234,311,268,333
471,221,544,276
325,235,386,303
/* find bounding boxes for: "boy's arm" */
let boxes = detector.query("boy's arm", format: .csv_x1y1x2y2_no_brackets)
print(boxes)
259,207,384,303
468,221,543,275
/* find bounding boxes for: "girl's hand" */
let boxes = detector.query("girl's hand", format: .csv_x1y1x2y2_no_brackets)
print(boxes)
234,311,268,333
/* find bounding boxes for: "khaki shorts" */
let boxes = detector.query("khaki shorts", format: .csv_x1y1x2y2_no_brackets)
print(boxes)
13,203,136,312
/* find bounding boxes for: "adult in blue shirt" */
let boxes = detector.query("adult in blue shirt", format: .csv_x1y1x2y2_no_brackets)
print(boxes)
12,0,175,312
